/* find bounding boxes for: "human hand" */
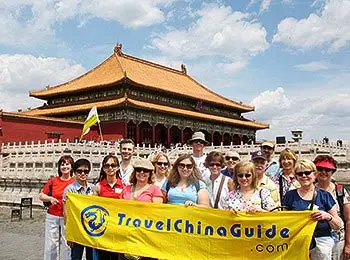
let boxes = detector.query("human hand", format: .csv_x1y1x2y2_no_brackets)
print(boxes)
310,211,331,221
185,201,197,207
50,197,60,205
343,244,350,259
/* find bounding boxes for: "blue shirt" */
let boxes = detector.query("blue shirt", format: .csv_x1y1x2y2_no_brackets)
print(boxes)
62,181,95,202
265,159,280,179
221,168,233,178
162,180,207,205
282,188,335,237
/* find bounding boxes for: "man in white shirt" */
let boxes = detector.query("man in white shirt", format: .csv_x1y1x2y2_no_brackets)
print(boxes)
188,131,208,178
119,139,135,185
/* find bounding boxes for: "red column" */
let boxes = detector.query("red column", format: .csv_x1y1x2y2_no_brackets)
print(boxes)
124,121,128,139
167,127,171,147
136,123,140,145
152,124,156,145
180,128,184,144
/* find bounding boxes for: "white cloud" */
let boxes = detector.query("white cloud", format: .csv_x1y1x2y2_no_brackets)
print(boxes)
249,87,350,142
0,0,173,48
0,54,86,112
150,3,268,72
247,0,272,13
294,61,330,71
273,0,350,51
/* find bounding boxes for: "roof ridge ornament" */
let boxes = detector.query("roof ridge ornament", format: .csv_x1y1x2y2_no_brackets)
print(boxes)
114,43,123,56
181,64,187,74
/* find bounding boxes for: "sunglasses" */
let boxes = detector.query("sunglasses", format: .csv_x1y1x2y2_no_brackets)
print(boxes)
76,169,90,175
316,166,333,173
295,171,313,177
193,140,205,144
103,163,118,169
209,163,221,167
178,163,193,170
237,173,252,178
156,162,169,167
262,146,273,150
135,168,151,173
225,156,239,161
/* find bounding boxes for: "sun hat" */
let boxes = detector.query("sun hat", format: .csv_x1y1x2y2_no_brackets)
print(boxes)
133,158,154,171
188,131,209,144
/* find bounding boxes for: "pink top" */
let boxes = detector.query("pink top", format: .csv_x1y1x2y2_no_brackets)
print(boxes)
121,184,163,202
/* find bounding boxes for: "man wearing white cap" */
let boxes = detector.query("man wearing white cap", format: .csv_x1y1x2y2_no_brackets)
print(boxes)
188,131,208,178
261,141,280,179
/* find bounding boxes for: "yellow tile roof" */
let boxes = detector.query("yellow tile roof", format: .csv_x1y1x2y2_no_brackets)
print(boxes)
1,111,84,125
29,50,253,112
23,97,268,130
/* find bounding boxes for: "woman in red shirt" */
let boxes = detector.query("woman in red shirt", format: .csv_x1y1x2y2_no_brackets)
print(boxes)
93,154,125,259
39,155,75,260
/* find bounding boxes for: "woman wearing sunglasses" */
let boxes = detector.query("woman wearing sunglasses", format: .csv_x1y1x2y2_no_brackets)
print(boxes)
203,151,231,209
120,158,164,260
151,152,170,187
282,159,343,260
93,155,124,260
162,154,209,207
221,161,275,212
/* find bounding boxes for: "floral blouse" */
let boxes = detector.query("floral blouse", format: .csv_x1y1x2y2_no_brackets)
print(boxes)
272,171,300,200
221,187,276,212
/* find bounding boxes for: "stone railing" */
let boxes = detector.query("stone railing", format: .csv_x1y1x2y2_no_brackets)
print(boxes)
0,139,349,205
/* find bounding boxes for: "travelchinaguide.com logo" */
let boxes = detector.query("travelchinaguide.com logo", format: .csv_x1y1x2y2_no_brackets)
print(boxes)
81,205,110,237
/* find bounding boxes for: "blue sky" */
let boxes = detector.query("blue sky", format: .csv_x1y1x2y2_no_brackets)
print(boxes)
0,0,349,143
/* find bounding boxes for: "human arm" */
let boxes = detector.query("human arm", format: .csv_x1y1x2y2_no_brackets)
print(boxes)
343,204,350,258
227,179,235,192
310,205,343,230
39,179,60,205
151,185,164,203
92,183,100,196
196,188,210,208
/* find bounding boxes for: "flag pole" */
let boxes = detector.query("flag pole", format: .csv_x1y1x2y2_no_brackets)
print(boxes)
98,122,103,141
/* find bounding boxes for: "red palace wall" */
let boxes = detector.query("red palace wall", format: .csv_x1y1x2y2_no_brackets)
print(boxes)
0,116,126,145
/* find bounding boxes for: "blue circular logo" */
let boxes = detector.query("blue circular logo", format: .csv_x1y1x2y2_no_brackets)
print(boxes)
81,205,109,237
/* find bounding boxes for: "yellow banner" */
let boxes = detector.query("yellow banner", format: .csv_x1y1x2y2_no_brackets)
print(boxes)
66,193,317,260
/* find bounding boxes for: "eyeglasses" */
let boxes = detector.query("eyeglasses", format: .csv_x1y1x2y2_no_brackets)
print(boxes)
193,140,205,144
316,166,333,173
76,169,90,175
135,168,151,173
295,171,313,177
262,146,273,150
178,163,193,170
209,163,221,167
237,173,252,178
103,163,118,169
156,162,169,167
225,156,239,161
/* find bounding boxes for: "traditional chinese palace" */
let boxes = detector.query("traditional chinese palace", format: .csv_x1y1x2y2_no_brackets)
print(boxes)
0,44,268,146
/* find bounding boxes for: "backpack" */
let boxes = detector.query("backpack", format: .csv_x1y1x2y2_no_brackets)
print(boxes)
335,184,345,223
43,178,54,207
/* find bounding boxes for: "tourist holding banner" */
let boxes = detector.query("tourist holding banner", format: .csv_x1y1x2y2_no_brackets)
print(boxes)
202,151,230,209
120,158,163,203
282,159,343,260
93,154,124,259
120,158,163,260
162,154,209,207
221,161,276,212
151,152,170,188
39,155,75,260
63,158,95,260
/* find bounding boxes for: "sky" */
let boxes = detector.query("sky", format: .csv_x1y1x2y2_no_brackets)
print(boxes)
0,0,349,143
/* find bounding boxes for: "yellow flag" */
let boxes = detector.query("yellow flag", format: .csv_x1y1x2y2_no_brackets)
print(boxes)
79,106,100,141
66,193,317,260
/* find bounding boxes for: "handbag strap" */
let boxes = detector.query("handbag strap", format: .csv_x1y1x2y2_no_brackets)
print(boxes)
214,176,226,208
309,188,317,210
130,185,136,201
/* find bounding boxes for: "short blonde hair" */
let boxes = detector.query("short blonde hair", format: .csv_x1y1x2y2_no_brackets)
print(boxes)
151,152,171,177
294,158,316,172
279,148,297,167
233,161,258,189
